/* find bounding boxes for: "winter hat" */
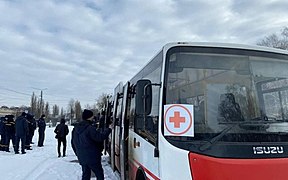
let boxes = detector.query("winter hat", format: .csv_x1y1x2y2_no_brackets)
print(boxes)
82,109,94,120
60,118,65,124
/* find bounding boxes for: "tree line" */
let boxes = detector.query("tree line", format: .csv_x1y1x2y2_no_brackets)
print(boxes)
29,92,111,124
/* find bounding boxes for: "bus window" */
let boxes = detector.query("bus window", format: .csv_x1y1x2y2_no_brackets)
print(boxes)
115,98,123,126
132,63,161,144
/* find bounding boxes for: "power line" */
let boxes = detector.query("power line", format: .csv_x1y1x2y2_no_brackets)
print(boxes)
0,87,31,96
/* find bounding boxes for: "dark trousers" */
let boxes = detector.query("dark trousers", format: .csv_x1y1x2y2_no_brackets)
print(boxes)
15,135,26,153
81,156,104,180
27,130,35,144
57,138,67,156
25,133,30,147
5,133,15,151
0,134,6,151
38,130,45,146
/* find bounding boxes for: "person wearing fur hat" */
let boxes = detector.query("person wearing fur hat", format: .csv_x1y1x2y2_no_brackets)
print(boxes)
71,109,112,180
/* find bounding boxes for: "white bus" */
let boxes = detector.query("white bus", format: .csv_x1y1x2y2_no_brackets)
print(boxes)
106,42,288,180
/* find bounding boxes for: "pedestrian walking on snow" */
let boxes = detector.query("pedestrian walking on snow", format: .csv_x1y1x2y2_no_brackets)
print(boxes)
54,118,69,157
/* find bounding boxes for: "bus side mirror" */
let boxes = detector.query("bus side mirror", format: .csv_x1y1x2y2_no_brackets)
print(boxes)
135,79,152,115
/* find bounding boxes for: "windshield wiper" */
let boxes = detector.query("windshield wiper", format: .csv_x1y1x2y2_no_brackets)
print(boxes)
198,116,288,152
199,120,257,151
199,124,237,152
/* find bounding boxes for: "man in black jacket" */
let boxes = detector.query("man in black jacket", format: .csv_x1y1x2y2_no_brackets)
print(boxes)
54,118,69,157
15,112,28,154
25,113,36,150
37,114,46,147
4,115,16,152
71,109,112,180
0,116,6,151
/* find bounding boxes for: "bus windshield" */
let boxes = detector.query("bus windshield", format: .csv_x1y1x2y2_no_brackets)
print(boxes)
165,46,288,158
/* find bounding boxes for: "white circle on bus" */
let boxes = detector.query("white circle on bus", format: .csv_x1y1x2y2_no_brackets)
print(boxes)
164,104,194,137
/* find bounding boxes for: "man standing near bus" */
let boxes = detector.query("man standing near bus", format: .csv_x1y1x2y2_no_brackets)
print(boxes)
15,112,28,154
71,109,112,180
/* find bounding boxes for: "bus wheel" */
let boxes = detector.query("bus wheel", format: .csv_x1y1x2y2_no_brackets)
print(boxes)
136,168,146,180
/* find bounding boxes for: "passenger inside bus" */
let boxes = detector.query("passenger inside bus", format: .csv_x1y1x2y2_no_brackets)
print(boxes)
218,93,244,122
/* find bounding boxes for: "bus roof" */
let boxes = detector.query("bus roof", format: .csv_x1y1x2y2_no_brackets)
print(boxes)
163,42,288,55
125,42,288,86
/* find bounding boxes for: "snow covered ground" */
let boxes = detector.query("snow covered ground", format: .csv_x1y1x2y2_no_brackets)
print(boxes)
0,126,120,180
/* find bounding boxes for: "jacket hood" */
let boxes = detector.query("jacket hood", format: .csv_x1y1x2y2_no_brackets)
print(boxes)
74,120,90,134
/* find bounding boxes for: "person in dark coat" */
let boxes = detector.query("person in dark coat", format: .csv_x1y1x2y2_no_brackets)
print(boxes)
25,114,36,150
0,116,6,151
54,118,69,157
27,114,37,144
71,109,112,180
37,114,46,147
4,115,16,152
15,112,28,154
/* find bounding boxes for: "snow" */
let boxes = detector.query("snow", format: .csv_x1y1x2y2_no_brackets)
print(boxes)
0,126,120,180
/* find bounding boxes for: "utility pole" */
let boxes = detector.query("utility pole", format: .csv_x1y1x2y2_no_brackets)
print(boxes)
40,90,43,115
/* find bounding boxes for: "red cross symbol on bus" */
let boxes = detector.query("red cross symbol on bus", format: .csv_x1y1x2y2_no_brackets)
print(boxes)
169,111,185,128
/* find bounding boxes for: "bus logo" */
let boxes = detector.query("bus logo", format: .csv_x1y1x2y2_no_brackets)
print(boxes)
253,146,284,154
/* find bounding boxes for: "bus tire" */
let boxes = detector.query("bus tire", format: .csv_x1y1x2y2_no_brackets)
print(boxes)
136,168,147,180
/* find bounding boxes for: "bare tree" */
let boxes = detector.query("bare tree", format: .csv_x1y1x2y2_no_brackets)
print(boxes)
96,93,111,111
52,104,59,118
44,102,50,117
30,92,37,115
68,99,75,121
60,107,64,117
257,26,288,50
84,104,91,109
74,100,82,121
36,99,44,118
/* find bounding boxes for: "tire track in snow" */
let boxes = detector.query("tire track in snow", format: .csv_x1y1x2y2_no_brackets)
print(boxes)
19,157,54,180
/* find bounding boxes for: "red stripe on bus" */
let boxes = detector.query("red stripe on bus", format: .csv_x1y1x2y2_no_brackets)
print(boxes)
133,159,160,180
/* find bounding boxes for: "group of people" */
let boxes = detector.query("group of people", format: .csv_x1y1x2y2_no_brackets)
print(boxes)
1,109,112,180
0,113,46,154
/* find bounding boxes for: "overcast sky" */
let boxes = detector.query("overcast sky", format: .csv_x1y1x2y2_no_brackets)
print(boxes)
0,0,287,110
